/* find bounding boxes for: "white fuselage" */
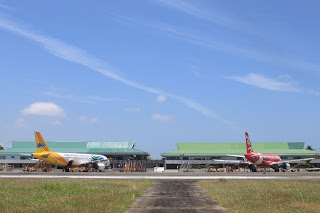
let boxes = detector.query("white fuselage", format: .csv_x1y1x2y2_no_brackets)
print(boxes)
57,153,109,166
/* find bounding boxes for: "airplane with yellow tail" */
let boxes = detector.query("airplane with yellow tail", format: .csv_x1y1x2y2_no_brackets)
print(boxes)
32,131,110,171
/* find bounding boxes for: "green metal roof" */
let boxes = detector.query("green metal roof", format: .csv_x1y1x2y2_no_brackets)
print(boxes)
162,142,320,157
0,141,149,155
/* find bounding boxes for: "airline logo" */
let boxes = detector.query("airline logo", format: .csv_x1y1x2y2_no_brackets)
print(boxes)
37,142,46,148
245,132,253,153
91,155,103,161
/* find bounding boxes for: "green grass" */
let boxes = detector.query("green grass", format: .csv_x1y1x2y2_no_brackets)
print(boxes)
0,179,153,213
199,180,320,213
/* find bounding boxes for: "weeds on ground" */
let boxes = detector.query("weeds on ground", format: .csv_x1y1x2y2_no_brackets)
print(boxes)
199,180,320,213
0,179,153,213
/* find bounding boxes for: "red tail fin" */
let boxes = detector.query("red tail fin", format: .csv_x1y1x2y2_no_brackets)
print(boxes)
245,132,254,153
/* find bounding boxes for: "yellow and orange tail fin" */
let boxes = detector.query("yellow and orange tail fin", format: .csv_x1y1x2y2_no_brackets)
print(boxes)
35,131,51,153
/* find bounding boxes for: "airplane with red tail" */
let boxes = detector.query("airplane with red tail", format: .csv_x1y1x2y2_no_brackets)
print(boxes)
213,132,314,173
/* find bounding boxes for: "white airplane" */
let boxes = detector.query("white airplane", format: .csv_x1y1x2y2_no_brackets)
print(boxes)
32,131,110,172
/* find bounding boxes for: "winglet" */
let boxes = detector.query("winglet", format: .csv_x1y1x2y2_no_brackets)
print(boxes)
34,131,51,153
245,132,254,153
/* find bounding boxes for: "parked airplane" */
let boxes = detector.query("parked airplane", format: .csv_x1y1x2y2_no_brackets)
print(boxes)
213,132,313,173
32,131,110,172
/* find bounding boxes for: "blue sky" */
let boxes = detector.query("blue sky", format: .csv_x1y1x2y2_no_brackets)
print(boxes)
0,1,319,157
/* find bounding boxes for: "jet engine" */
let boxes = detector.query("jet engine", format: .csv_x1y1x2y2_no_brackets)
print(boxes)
93,162,106,171
282,163,290,171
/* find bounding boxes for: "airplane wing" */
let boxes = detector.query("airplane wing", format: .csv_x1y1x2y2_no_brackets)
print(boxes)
268,158,315,167
19,153,32,156
212,159,249,164
226,154,246,158
281,158,314,163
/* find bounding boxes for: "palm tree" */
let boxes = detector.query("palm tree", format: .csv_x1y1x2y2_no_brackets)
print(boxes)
305,145,315,151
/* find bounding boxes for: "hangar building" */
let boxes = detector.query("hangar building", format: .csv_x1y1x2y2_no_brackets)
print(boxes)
162,142,320,169
0,141,149,169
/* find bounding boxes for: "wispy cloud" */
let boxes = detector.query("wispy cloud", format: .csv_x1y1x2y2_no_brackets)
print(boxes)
13,118,27,128
192,71,201,78
90,117,99,123
156,0,249,32
152,113,171,122
227,73,320,97
21,102,66,117
78,116,99,123
0,3,11,10
0,17,230,124
226,73,301,92
44,91,121,104
79,116,87,121
49,120,62,126
113,10,320,73
147,22,320,72
157,95,166,103
307,89,320,96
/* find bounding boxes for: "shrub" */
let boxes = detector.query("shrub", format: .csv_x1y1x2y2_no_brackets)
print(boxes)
292,163,314,168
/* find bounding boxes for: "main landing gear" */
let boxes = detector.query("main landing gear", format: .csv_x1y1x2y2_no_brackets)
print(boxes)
249,164,257,172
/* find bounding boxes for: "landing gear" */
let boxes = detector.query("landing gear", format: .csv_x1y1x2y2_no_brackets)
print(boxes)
249,164,257,172
63,167,71,172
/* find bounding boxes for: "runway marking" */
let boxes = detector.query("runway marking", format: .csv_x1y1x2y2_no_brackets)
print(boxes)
1,175,319,180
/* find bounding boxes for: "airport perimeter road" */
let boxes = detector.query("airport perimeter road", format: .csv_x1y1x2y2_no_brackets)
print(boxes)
126,180,227,213
1,173,320,180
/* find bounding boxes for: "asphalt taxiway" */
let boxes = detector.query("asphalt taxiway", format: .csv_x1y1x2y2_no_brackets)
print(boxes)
126,180,227,213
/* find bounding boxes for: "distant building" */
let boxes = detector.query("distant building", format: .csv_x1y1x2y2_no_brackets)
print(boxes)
0,141,149,168
162,142,320,169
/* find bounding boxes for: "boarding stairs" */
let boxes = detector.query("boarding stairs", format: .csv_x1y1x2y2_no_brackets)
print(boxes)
179,161,192,172
32,160,52,172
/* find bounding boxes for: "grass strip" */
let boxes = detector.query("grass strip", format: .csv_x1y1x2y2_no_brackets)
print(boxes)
199,179,320,213
0,179,153,213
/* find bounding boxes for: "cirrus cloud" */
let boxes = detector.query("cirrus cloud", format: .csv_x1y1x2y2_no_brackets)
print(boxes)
13,118,27,128
157,95,167,103
21,102,66,117
151,113,171,122
226,73,301,92
0,17,231,126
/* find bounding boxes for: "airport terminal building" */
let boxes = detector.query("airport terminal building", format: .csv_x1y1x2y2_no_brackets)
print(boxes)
1,140,320,170
0,141,149,169
162,142,320,169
